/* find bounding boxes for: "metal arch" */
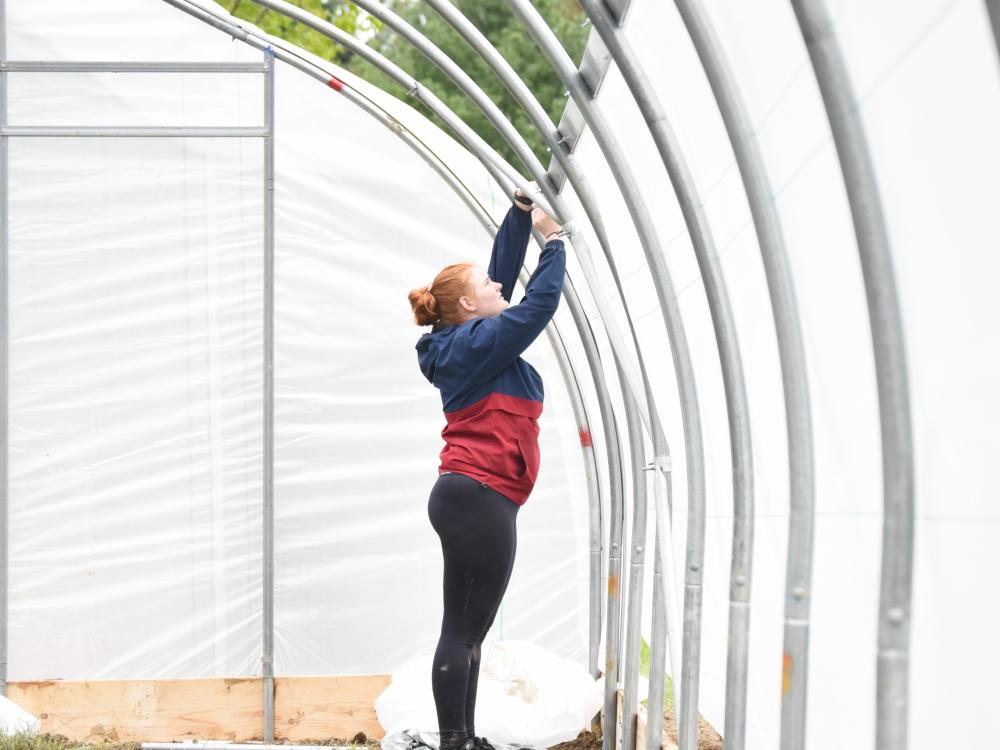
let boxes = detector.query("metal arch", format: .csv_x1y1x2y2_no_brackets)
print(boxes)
616,356,650,750
669,0,817,746
159,0,623,732
253,0,658,447
245,1,546,218
557,271,626,683
791,2,916,750
988,0,1000,62
574,4,756,749
497,3,708,748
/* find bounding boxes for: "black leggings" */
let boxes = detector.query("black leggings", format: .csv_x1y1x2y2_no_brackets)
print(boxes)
427,472,519,750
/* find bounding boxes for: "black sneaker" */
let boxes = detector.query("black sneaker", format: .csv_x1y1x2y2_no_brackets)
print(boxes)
472,737,496,750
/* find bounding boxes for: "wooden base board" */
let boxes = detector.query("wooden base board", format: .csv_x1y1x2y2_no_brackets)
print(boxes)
635,701,678,750
608,689,678,750
7,674,391,744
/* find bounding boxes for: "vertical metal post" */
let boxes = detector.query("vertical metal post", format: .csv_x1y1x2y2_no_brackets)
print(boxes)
618,377,647,750
262,48,276,743
649,458,683,746
522,263,605,680
601,358,625,750
559,278,625,692
672,1,816,746
790,3,915,749
0,0,9,699
646,523,667,750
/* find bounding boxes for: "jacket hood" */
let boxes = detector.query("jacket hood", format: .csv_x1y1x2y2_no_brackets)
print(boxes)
415,322,459,384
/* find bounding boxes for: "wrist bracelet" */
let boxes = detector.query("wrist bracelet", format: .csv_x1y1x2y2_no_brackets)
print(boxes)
546,231,561,240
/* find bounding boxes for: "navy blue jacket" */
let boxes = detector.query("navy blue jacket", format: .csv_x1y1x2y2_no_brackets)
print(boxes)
415,204,566,504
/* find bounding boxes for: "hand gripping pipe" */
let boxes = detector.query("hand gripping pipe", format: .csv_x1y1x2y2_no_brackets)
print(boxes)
160,0,619,729
575,4,757,748
498,2,708,748
791,2,915,749
671,0,816,747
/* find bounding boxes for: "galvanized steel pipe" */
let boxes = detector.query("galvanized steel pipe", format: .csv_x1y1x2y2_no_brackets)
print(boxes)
791,2,915,749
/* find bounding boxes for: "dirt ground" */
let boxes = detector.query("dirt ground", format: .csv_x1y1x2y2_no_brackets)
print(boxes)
31,719,723,750
301,718,724,750
550,706,723,750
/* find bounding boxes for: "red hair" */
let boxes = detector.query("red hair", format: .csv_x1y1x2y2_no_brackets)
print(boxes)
408,262,474,327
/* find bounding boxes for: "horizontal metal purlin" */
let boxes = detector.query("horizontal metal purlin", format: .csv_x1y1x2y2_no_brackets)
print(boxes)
544,0,634,192
1,61,268,73
1,126,269,137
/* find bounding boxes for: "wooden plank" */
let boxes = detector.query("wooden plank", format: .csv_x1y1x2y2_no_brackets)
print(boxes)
635,700,678,750
275,675,390,742
8,677,262,743
7,674,390,743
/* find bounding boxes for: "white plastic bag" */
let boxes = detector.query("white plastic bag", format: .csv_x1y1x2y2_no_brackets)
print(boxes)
0,694,40,736
376,640,604,750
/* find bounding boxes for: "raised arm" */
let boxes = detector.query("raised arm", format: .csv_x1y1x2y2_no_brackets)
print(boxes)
487,196,534,302
463,236,567,385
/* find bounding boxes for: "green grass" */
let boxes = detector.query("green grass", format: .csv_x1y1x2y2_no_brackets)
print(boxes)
638,636,674,710
0,731,139,750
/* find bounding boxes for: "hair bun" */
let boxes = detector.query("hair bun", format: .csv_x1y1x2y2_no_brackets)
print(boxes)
408,285,439,326
408,262,474,328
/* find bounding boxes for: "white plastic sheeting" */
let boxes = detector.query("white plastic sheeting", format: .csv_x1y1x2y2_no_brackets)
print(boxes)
4,0,591,681
3,0,999,749
375,640,605,749
0,693,39,735
561,0,999,747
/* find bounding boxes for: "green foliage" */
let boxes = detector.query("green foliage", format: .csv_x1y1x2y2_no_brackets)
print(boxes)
639,635,675,709
215,0,590,173
223,1,384,66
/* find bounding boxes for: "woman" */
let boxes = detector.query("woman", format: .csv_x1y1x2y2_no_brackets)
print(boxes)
407,192,566,750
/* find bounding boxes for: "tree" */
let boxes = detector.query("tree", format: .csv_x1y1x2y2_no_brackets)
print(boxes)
225,0,384,66
217,0,589,173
